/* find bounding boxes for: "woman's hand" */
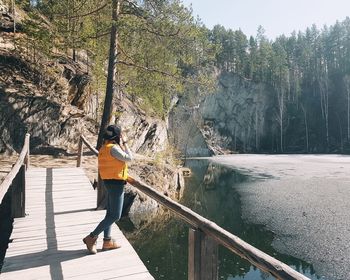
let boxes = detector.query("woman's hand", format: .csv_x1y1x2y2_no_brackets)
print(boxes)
121,134,128,144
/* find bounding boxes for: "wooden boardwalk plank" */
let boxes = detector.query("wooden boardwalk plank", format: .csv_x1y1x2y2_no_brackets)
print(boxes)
2,167,154,280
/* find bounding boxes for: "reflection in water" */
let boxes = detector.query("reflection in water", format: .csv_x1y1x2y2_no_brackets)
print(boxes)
121,159,319,280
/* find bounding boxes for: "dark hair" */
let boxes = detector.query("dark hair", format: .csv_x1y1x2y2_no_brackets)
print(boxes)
103,125,121,144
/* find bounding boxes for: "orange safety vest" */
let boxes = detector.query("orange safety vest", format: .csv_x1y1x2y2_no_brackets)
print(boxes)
98,141,128,180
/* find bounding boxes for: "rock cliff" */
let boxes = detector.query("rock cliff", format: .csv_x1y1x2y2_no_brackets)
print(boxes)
0,1,98,154
0,50,96,154
113,97,168,157
200,73,273,153
169,72,274,156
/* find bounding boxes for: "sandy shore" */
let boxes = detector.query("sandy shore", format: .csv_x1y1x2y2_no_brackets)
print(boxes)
211,154,350,280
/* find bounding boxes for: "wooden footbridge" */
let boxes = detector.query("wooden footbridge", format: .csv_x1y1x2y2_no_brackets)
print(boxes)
0,134,310,280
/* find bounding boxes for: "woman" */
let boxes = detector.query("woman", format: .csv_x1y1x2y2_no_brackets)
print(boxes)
83,125,133,254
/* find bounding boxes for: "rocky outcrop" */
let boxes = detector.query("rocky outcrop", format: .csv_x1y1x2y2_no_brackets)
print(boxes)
113,97,168,156
168,101,213,157
1,1,13,32
0,4,13,32
169,73,274,155
0,51,96,154
200,73,273,153
59,57,92,111
0,0,25,33
0,3,96,154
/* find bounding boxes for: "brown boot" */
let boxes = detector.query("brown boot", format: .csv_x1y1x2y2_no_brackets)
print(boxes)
83,235,98,254
102,238,121,251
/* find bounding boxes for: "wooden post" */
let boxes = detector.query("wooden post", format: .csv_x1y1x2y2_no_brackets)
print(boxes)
189,229,201,280
77,137,83,167
188,229,218,280
96,174,107,210
201,232,218,280
24,133,30,169
11,164,26,218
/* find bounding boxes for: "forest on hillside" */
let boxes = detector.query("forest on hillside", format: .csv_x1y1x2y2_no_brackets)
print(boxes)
4,0,350,153
211,22,350,153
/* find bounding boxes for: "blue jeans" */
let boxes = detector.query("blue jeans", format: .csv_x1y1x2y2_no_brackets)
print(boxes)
91,180,125,239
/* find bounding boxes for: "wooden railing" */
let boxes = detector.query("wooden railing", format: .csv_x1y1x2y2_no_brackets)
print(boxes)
0,133,30,218
77,135,310,280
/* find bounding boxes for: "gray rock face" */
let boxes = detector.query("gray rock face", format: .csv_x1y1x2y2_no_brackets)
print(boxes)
59,57,92,111
200,73,273,153
0,1,8,14
0,52,96,154
114,98,168,156
168,101,213,157
0,2,13,32
169,73,273,156
0,1,24,33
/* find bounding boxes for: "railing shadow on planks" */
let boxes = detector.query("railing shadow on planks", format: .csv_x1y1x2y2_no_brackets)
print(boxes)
77,135,310,280
0,133,30,219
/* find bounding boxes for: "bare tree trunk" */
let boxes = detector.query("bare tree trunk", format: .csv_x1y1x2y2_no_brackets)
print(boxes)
301,104,309,153
325,78,329,150
11,0,16,50
348,83,350,140
255,107,259,151
71,0,77,61
344,76,350,140
96,80,99,123
336,112,344,153
320,80,329,150
280,113,283,152
86,49,89,73
233,126,237,151
318,61,329,151
96,0,121,149
276,87,284,153
12,0,15,34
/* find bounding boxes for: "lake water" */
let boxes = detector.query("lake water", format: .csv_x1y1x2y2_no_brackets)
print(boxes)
122,157,323,280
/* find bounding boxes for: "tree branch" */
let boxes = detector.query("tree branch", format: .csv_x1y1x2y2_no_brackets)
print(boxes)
53,3,108,19
117,60,209,87
140,27,180,37
118,60,177,78
117,43,136,64
83,30,110,40
72,0,91,14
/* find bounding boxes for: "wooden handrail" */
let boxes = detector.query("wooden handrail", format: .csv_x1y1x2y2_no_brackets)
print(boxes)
128,177,309,279
77,135,310,280
77,135,98,167
81,135,98,155
0,133,30,205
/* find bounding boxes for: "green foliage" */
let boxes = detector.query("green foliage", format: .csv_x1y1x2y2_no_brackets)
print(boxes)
116,0,215,116
19,0,215,118
20,13,53,57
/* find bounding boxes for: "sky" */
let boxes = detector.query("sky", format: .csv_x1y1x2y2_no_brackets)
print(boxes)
181,0,350,39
